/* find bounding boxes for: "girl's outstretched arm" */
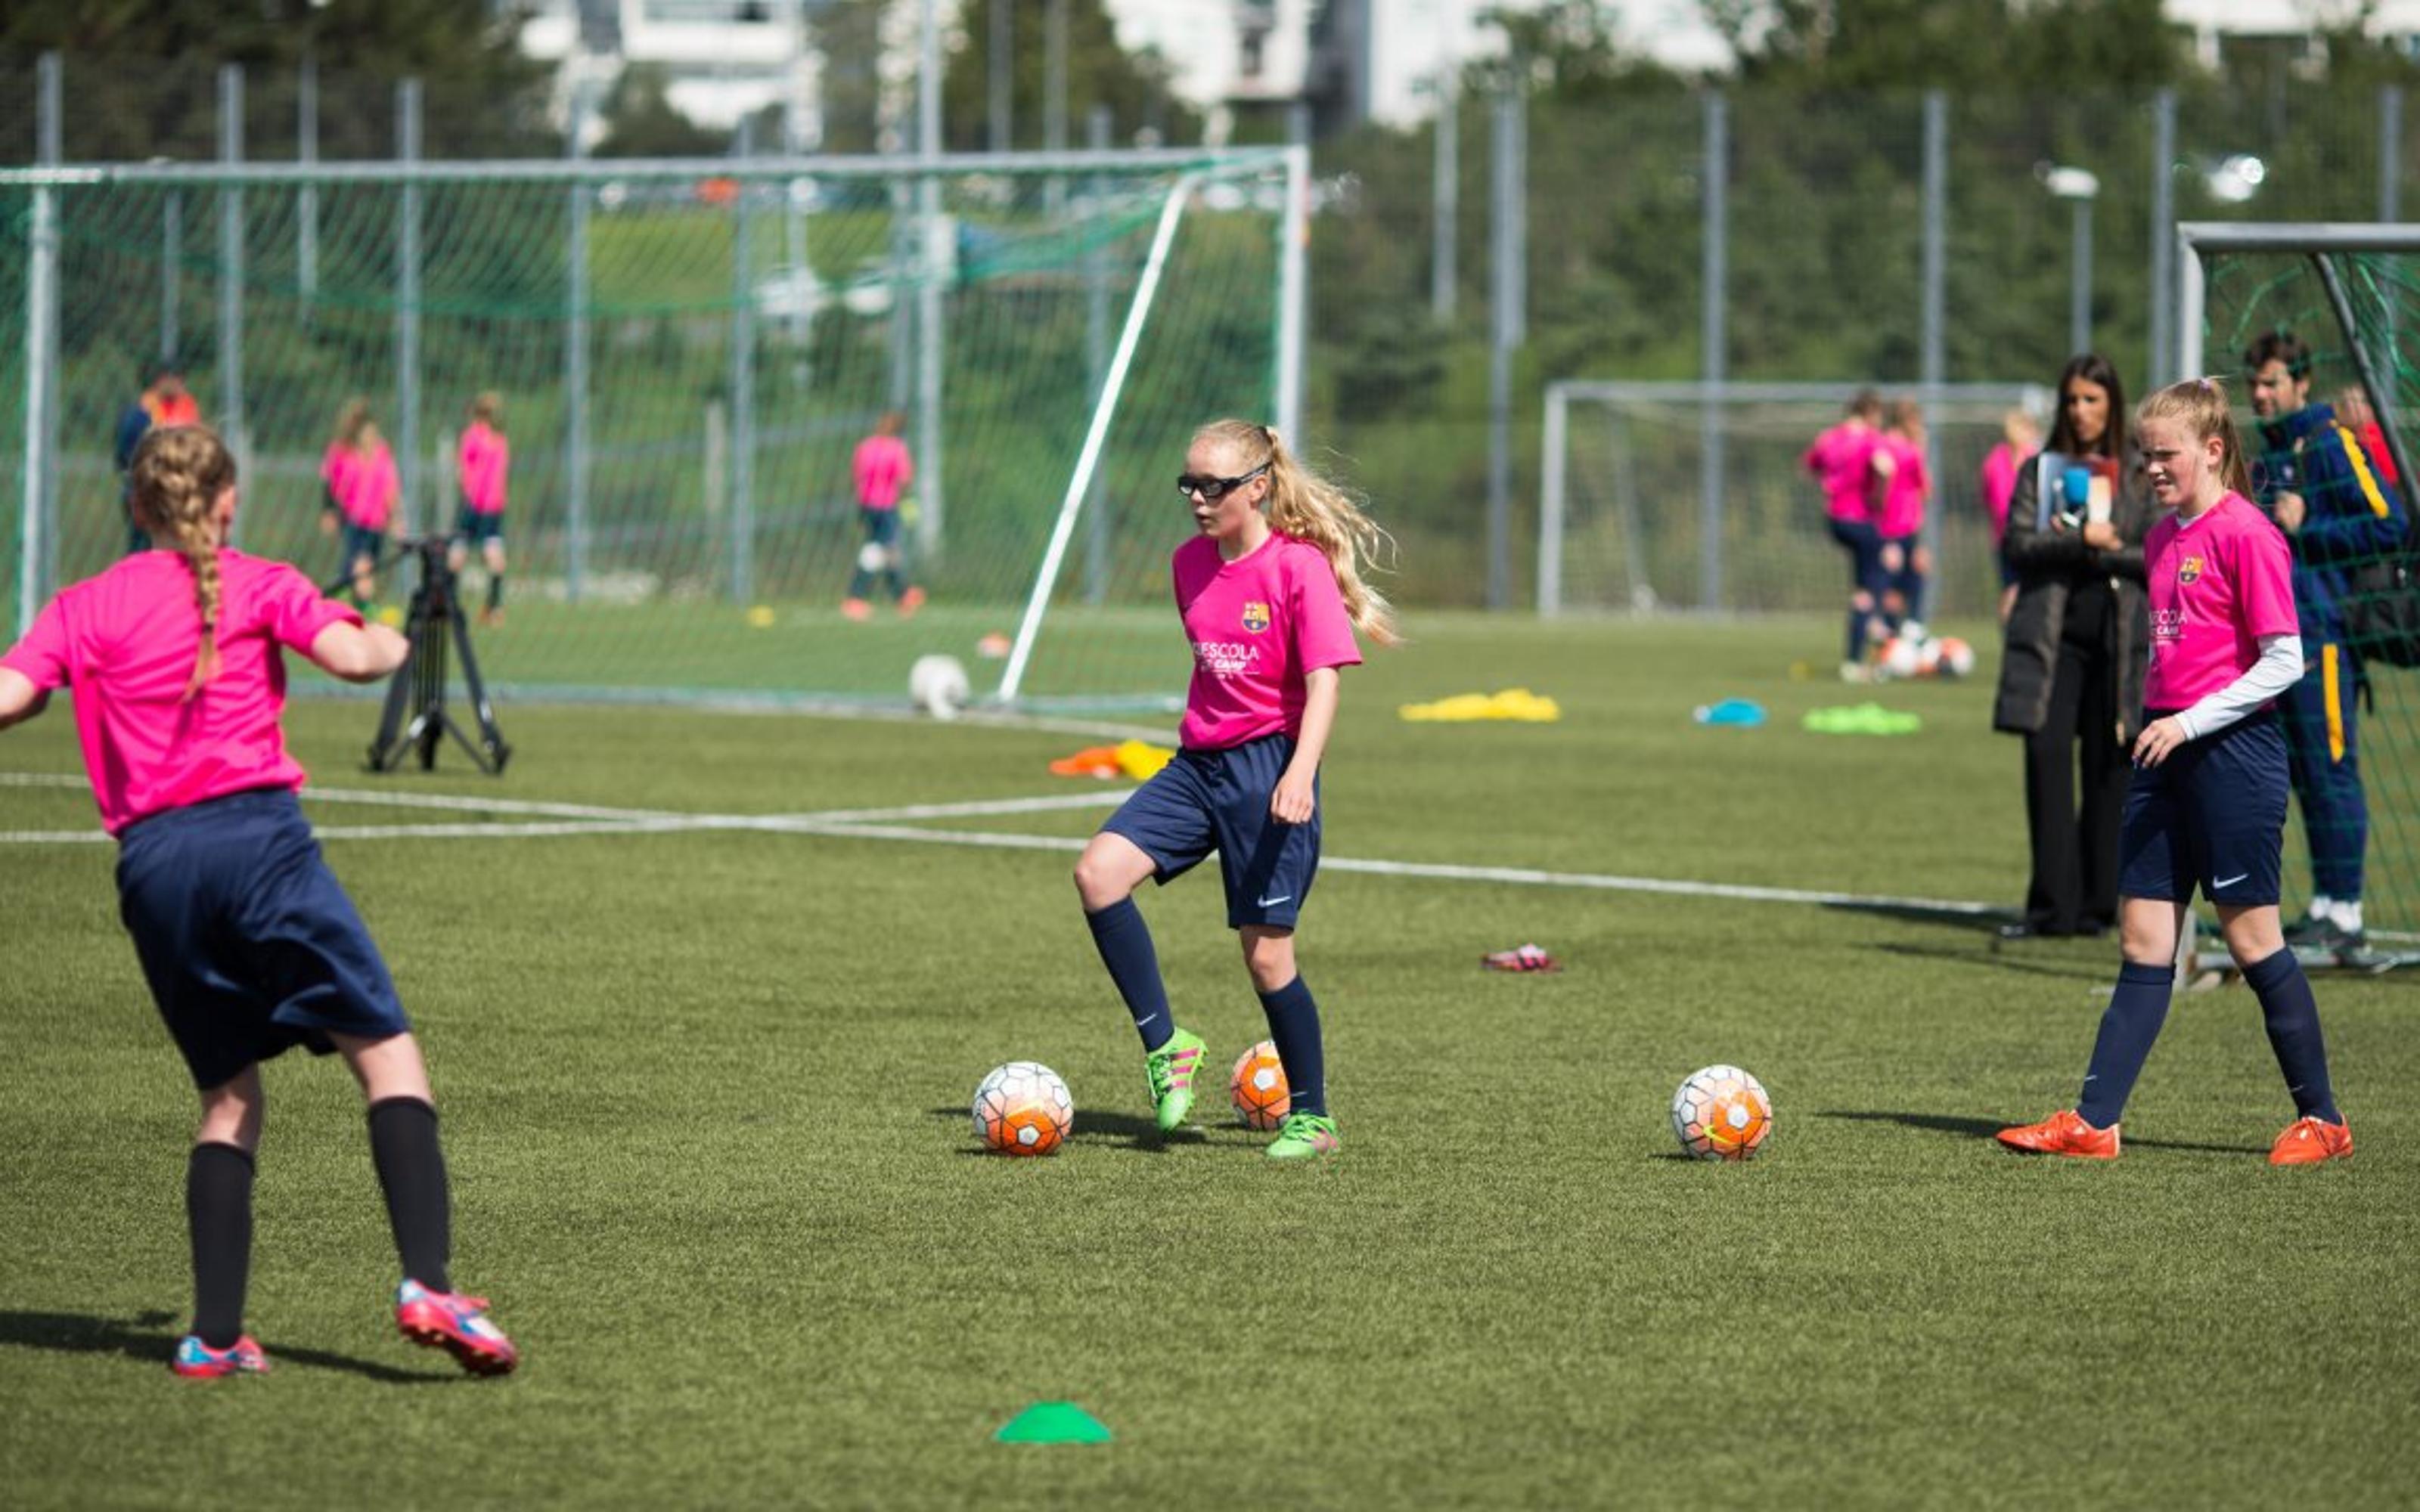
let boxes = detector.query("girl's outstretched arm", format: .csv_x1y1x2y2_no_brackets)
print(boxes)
0,667,47,731
309,621,411,684
1272,666,1340,825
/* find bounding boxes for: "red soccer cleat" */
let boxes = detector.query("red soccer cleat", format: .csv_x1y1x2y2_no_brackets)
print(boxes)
396,1281,520,1377
2268,1115,2353,1166
171,1334,269,1379
897,585,927,618
1482,943,1560,972
1996,1108,2121,1159
840,596,873,621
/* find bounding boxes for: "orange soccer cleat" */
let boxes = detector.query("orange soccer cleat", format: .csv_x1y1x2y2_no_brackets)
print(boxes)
840,596,873,621
2268,1115,2353,1167
1996,1108,2121,1160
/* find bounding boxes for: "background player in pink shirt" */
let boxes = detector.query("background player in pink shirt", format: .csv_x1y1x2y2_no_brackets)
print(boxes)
1803,390,1889,680
1071,419,1397,1160
842,411,924,620
1979,407,2041,621
1874,398,1933,638
319,397,402,610
0,426,520,1377
448,391,512,626
2001,378,2351,1167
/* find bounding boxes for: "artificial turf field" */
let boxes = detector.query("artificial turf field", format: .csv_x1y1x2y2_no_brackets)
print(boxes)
2,612,2415,1509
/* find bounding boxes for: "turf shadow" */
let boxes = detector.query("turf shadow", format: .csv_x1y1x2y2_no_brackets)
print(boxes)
1826,900,2011,933
926,1105,1208,1153
1869,940,2111,981
1818,1109,2266,1155
0,1309,452,1383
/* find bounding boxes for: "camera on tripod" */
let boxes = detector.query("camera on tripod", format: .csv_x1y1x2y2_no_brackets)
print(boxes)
364,533,510,775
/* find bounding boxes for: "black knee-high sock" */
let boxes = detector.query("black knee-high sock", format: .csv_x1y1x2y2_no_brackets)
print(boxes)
1085,897,1173,1052
487,572,504,612
367,1098,451,1294
2245,949,2341,1123
2076,961,2175,1129
1258,974,1327,1118
187,1142,256,1349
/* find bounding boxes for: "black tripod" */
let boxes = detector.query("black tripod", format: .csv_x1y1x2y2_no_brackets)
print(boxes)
367,537,511,774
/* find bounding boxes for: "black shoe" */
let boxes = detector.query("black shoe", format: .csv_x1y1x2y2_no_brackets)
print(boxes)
1996,920,2076,941
2282,912,2332,947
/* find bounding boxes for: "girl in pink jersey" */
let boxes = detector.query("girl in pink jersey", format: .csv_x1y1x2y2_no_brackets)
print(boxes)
1072,420,1396,1160
320,398,402,611
842,411,925,620
1980,407,2041,619
1874,398,1932,637
1803,390,1890,680
0,426,520,1377
449,391,512,626
2001,379,2351,1166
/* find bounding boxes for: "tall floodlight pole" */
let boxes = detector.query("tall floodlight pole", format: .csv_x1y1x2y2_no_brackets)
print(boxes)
566,88,594,601
988,0,1013,154
18,52,61,633
1485,80,1525,612
396,80,424,534
299,52,319,307
2149,90,2176,386
1432,70,1457,322
1699,91,1729,615
1917,91,1946,623
218,64,247,519
2043,166,2100,358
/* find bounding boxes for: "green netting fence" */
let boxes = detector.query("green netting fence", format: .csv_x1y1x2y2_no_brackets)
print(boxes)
2,147,1300,711
2192,228,2420,940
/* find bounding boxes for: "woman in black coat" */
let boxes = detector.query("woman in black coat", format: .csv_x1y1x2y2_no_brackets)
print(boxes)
1992,354,2155,939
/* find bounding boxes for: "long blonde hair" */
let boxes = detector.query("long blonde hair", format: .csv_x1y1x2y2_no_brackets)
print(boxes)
1196,418,1399,646
334,396,382,452
2137,376,2254,500
128,424,236,701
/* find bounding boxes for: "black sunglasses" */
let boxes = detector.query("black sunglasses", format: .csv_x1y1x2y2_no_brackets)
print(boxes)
1174,463,1269,501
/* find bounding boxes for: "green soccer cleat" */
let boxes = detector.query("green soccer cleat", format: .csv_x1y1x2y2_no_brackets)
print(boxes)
1264,1111,1341,1160
1143,1027,1208,1132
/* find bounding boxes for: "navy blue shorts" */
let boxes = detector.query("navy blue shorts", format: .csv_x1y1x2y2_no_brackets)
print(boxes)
116,789,410,1089
454,503,504,545
860,507,901,547
341,522,386,567
1102,734,1320,930
2118,710,2288,907
1827,518,1888,599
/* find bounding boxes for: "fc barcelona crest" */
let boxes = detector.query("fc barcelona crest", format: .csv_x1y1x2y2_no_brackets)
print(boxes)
1241,601,1271,634
2178,555,2203,584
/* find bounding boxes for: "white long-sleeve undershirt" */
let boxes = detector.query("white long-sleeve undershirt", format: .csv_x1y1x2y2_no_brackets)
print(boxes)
2173,634,2305,741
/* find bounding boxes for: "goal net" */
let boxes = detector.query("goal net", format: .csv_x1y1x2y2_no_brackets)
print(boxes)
1538,380,2049,624
2186,224,2420,944
2,147,1298,711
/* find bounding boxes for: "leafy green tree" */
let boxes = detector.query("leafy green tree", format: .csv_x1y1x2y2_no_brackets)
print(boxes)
940,0,1200,152
0,0,558,161
592,63,728,158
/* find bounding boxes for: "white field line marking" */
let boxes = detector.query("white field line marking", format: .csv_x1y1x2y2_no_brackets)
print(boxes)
3,768,1993,914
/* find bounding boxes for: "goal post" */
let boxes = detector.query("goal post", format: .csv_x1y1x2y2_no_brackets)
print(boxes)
2,144,1302,711
2180,222,2420,947
1538,380,2052,621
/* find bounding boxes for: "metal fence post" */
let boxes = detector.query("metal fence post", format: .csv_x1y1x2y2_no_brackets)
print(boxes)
566,91,592,601
2149,88,2176,386
218,64,247,511
17,51,61,636
729,119,758,606
1700,91,1729,615
396,79,423,535
1486,82,1525,612
1083,106,1111,604
1919,91,1947,622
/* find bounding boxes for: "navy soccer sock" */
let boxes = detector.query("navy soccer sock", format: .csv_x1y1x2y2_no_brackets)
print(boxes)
367,1098,452,1294
1086,897,1174,1052
1258,974,1328,1119
187,1142,255,1350
1844,605,1869,663
2244,949,2341,1123
2076,961,2176,1129
487,572,504,612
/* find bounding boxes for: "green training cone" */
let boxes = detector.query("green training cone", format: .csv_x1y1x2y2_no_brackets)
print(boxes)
994,1402,1114,1445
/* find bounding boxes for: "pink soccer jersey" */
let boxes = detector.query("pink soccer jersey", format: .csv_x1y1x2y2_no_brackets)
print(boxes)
2142,492,2298,711
1877,434,1929,538
321,442,399,530
0,552,359,835
458,422,510,515
853,434,912,510
1172,532,1362,750
1804,424,1879,523
1981,442,2022,541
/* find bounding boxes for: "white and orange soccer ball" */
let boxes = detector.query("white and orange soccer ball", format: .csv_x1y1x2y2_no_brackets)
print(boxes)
1229,1040,1292,1130
1671,1064,1773,1161
1930,636,1975,678
972,1061,1073,1156
1874,636,1923,681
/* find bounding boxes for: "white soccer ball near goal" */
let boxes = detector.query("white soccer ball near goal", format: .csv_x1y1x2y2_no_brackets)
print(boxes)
910,653,971,720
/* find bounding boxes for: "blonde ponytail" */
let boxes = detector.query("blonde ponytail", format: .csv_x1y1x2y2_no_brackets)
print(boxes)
1196,418,1401,646
128,425,237,701
2139,376,2254,499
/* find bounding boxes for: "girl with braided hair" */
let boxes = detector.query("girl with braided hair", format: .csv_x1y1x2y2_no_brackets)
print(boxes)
0,425,521,1377
1072,420,1396,1160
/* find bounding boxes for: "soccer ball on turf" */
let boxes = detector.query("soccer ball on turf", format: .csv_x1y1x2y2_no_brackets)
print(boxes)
1931,636,1975,678
1671,1064,1773,1161
1874,636,1922,681
910,653,971,720
1229,1040,1292,1130
972,1061,1074,1156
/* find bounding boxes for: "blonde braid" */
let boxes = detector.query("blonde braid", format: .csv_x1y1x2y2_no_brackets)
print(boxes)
129,425,237,701
1197,419,1401,646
